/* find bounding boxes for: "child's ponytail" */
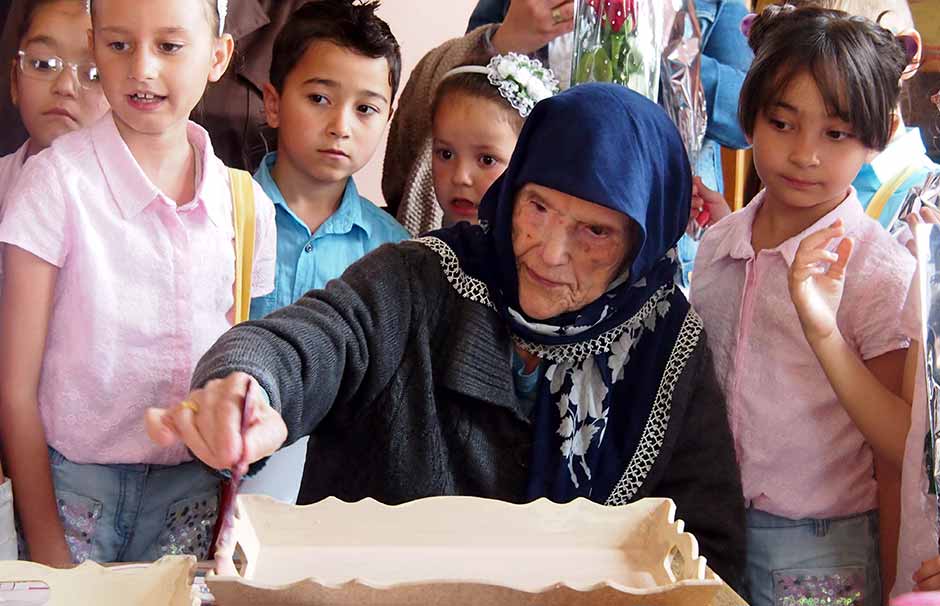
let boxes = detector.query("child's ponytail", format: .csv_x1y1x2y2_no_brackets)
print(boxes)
745,3,797,55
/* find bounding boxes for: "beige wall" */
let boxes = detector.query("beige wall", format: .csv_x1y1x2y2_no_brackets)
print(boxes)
360,0,482,206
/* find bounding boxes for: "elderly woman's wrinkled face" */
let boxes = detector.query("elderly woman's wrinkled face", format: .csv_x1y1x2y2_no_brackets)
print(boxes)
512,183,635,320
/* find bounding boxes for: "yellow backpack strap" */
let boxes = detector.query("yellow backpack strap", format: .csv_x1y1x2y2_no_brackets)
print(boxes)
867,163,921,221
228,168,255,325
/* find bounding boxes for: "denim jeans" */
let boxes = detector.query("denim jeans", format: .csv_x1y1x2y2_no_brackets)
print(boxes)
19,448,221,564
746,508,881,606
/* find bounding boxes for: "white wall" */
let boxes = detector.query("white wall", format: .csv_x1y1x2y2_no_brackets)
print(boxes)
363,0,482,205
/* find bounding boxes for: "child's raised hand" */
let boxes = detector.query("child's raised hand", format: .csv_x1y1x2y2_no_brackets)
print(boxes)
788,219,854,345
903,206,940,257
689,176,731,236
145,372,287,472
913,556,940,591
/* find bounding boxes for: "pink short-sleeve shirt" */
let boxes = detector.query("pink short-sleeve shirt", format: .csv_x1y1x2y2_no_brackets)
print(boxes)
0,142,29,204
0,142,31,285
0,113,276,465
691,189,915,520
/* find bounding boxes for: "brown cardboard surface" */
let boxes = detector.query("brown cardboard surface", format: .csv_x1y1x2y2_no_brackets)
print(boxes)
0,555,197,606
208,495,744,605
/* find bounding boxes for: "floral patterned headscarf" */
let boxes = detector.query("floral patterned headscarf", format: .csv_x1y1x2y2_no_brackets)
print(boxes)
425,83,696,503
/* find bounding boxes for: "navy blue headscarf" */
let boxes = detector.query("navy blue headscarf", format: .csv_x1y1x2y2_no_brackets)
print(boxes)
429,83,694,503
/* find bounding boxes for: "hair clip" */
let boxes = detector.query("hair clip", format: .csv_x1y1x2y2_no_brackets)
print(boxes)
740,13,757,38
217,0,228,36
441,53,559,118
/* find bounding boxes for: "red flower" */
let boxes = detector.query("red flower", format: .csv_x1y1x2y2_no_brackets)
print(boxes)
585,0,635,34
607,0,626,33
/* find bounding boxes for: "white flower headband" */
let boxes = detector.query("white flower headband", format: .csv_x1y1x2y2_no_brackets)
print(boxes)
441,53,559,118
85,0,228,36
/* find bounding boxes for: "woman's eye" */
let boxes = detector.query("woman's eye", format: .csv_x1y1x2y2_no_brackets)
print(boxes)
769,118,789,131
108,41,129,52
587,225,609,237
480,155,497,167
357,104,378,115
159,43,183,53
530,200,547,213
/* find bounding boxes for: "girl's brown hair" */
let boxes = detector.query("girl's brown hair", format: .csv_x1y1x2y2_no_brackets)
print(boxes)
431,71,526,134
738,4,909,150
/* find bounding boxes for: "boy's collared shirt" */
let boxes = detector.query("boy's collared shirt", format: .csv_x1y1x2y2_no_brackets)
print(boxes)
690,189,915,521
854,127,940,228
250,152,409,319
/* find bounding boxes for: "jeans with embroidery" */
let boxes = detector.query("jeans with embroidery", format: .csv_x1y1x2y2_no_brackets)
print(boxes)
745,507,881,606
19,447,220,564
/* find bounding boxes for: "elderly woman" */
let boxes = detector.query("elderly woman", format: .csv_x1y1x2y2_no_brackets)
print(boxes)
149,84,745,586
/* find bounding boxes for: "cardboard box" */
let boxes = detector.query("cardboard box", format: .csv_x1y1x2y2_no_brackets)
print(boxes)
207,495,744,605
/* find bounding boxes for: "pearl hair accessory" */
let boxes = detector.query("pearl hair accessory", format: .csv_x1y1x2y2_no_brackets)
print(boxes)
441,53,559,118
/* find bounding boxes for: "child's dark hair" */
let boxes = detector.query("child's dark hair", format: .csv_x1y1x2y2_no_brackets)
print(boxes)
738,4,908,150
17,0,86,47
88,0,221,37
431,73,526,134
270,0,401,103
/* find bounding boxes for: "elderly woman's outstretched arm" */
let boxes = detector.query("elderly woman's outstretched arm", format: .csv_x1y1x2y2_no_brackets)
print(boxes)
640,328,746,592
148,242,444,471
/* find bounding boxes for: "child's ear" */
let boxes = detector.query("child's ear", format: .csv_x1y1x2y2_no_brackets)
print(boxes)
262,82,281,129
10,59,19,108
207,33,235,83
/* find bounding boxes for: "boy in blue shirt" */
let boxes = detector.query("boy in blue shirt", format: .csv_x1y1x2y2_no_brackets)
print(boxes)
243,0,408,502
250,0,408,321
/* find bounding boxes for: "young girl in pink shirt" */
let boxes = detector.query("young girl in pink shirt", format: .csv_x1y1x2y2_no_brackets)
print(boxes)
691,5,917,605
0,0,276,567
0,0,110,562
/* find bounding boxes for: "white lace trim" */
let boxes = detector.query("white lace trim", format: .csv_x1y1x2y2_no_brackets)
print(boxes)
416,236,673,363
605,310,703,506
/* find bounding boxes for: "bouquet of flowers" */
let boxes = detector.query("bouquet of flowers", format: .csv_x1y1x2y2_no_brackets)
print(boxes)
572,0,661,100
571,0,706,166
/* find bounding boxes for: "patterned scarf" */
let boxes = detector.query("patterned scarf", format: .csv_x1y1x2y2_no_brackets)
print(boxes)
426,83,694,503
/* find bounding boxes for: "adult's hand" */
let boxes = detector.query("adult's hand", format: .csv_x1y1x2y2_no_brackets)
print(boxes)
145,372,287,472
490,0,575,55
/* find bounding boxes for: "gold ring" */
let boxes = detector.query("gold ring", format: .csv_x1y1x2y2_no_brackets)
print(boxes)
180,400,199,414
552,7,564,24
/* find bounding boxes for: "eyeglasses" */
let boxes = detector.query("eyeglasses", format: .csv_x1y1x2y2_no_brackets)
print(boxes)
17,50,100,90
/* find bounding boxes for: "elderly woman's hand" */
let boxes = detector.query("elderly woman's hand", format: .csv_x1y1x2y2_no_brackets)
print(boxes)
788,220,853,346
145,372,287,472
491,0,575,55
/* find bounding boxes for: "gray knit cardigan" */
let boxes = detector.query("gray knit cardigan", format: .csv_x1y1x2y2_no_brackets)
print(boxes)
192,239,746,588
